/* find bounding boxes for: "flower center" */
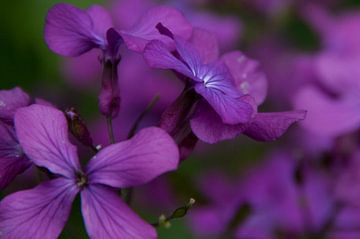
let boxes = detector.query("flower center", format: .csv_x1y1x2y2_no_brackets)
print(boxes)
75,171,88,188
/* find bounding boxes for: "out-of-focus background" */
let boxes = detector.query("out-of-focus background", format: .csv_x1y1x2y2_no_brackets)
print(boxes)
2,0,360,238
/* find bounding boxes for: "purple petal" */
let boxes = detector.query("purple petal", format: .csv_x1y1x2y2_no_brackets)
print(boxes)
189,28,219,64
190,101,246,143
195,81,254,125
294,86,360,137
143,40,193,77
0,87,30,121
81,185,156,239
221,51,268,105
244,111,306,141
15,104,80,178
0,178,78,238
44,3,101,57
86,5,113,40
121,6,192,52
87,127,179,188
0,123,30,189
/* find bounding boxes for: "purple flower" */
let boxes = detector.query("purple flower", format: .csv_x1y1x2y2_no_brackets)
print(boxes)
0,104,179,238
144,28,306,143
0,87,31,189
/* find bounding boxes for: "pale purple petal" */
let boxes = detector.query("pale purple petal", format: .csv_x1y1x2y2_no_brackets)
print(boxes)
44,3,101,57
190,101,246,143
0,87,30,121
294,86,360,137
243,111,306,141
195,83,254,124
221,51,268,105
15,104,80,178
0,123,30,189
0,178,78,238
87,127,179,188
86,5,113,40
143,40,193,77
121,6,192,52
81,185,156,239
189,28,219,64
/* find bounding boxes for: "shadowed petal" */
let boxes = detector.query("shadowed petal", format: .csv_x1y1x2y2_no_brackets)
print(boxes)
190,101,246,144
87,127,179,188
221,51,268,105
0,87,30,121
15,104,80,178
0,123,30,189
44,3,101,56
121,6,192,52
143,40,193,78
0,179,78,239
244,111,306,141
81,185,156,239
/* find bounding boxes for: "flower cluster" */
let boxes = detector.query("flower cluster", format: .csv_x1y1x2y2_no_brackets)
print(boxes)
0,1,307,239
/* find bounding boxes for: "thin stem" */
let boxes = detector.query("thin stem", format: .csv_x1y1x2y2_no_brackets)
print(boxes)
106,116,116,144
127,95,160,139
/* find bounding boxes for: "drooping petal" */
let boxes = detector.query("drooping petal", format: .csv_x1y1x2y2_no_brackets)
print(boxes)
44,3,101,57
81,185,156,239
86,127,179,188
0,87,30,121
195,83,254,125
221,51,268,105
190,101,246,144
0,123,30,189
243,111,306,141
294,86,360,137
15,104,80,178
121,6,192,52
143,40,193,77
0,178,78,239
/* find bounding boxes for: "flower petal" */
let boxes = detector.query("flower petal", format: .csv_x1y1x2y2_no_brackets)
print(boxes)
221,51,268,105
244,111,306,141
44,3,100,57
0,123,30,189
15,104,80,178
87,127,179,188
0,87,30,121
81,185,156,239
195,83,254,125
121,6,192,52
189,28,219,64
190,101,246,144
143,40,193,78
294,85,360,137
86,5,113,40
0,178,78,238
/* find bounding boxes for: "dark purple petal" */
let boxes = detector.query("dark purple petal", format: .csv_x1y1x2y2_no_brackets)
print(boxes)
143,40,193,77
0,87,30,121
221,51,268,105
121,6,192,52
190,101,247,143
15,104,80,178
44,3,101,57
189,28,219,64
87,127,179,188
81,185,156,239
195,83,254,125
0,123,30,189
244,111,306,141
0,178,78,238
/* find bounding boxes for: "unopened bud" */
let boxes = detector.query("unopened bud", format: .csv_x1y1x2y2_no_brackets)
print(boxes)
65,107,93,148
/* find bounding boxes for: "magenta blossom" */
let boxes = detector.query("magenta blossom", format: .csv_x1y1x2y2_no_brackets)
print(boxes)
0,104,179,238
0,87,31,189
144,28,306,143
